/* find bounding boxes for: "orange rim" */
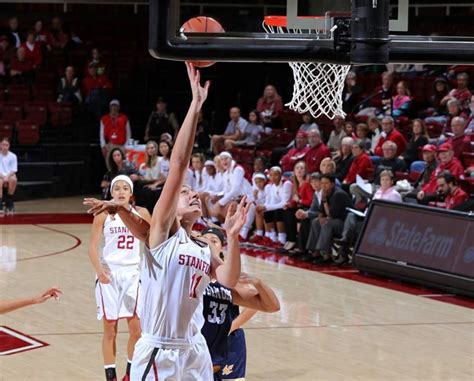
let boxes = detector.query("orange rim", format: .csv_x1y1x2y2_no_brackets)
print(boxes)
263,15,325,28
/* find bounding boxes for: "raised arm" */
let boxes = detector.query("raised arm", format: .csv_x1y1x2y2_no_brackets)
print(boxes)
149,63,210,249
232,275,280,313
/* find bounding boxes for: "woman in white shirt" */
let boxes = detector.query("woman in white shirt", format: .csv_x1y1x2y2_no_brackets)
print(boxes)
224,110,264,149
0,138,18,215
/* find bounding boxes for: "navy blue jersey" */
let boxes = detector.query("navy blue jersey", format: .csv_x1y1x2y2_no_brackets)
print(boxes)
221,305,247,379
201,281,233,368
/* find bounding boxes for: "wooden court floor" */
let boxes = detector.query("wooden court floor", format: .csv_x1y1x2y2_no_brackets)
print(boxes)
1,197,473,380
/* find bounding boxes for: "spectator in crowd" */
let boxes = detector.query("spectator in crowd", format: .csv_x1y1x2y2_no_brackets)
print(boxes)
337,170,401,264
99,99,131,162
282,161,313,251
390,80,411,117
426,77,450,117
100,147,139,199
294,172,322,256
335,137,354,181
144,97,179,142
49,16,68,50
194,110,211,152
368,116,382,154
255,166,292,247
57,65,81,105
327,116,347,153
373,141,407,185
188,153,206,192
445,116,472,163
6,17,22,48
342,71,363,114
82,62,112,120
224,110,264,149
0,35,15,73
85,47,107,75
426,97,466,129
210,151,254,238
344,121,356,139
305,174,352,264
343,140,374,188
466,95,474,133
299,112,319,133
21,30,42,68
253,156,268,176
320,157,338,176
401,119,429,167
355,123,371,151
10,47,34,82
305,128,331,173
211,107,247,155
357,71,395,116
417,143,465,205
440,72,472,112
34,20,52,51
404,144,438,202
157,140,172,179
374,116,407,157
199,159,224,219
256,85,283,127
0,137,17,215
279,131,309,174
435,171,469,210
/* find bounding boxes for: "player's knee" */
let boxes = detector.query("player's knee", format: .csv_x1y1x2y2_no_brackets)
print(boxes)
103,325,117,341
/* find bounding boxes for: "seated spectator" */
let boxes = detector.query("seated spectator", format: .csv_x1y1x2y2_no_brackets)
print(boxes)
10,47,34,82
225,110,264,149
305,174,352,264
210,151,254,238
256,85,283,127
368,116,382,154
34,20,52,52
255,166,292,247
343,140,374,187
6,17,22,48
199,159,224,219
390,80,411,117
249,172,267,243
404,144,438,202
417,143,465,205
100,147,139,199
440,72,472,113
344,121,356,139
355,123,371,151
435,171,469,210
85,47,107,75
194,110,211,152
294,172,322,255
0,138,17,215
320,157,340,185
282,161,314,251
157,140,172,179
82,62,112,120
99,99,131,163
279,131,309,174
0,36,15,73
335,137,354,181
466,95,474,133
144,97,179,142
337,170,401,264
299,112,319,133
327,116,347,153
401,119,429,167
211,107,247,155
253,156,269,176
49,16,68,50
304,128,331,173
188,153,206,192
357,71,395,116
425,77,450,117
342,71,363,114
374,116,407,157
445,116,472,163
386,64,426,76
57,65,81,105
21,30,42,69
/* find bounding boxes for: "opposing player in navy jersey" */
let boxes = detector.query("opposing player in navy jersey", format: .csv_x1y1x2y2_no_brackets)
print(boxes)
200,227,280,381
87,175,151,381
85,63,251,381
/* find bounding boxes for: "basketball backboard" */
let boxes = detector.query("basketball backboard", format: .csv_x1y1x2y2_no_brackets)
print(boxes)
149,0,474,65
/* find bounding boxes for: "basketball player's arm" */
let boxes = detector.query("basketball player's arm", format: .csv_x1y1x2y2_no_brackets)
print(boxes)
88,213,110,283
231,278,280,313
149,63,210,248
228,308,257,333
116,206,152,244
0,287,62,314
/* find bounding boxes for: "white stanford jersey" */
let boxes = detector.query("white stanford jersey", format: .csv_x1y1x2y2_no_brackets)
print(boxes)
102,209,141,268
139,227,212,340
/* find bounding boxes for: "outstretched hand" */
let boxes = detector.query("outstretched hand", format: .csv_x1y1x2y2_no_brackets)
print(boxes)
34,287,62,304
83,198,122,217
186,62,210,109
223,196,251,238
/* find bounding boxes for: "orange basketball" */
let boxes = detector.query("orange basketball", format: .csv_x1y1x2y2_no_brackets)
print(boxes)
181,16,225,68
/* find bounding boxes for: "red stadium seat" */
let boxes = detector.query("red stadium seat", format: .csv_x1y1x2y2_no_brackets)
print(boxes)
0,102,23,122
0,122,13,141
16,121,40,145
24,102,48,126
33,86,56,102
49,102,72,127
7,85,30,102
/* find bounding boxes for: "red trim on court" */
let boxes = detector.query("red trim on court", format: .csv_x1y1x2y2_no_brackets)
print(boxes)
241,247,474,309
0,326,49,355
0,213,92,224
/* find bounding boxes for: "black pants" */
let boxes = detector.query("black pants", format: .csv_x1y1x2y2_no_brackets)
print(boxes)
134,181,163,214
263,209,285,223
282,207,297,242
298,217,312,252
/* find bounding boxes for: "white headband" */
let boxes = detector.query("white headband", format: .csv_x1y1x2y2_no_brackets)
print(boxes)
111,175,134,192
219,151,232,159
253,173,267,181
270,166,282,173
204,160,216,167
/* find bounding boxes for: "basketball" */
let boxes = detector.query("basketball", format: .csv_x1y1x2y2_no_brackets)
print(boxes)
181,16,225,68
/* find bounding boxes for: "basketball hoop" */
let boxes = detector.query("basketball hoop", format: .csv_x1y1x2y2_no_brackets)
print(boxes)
263,16,351,119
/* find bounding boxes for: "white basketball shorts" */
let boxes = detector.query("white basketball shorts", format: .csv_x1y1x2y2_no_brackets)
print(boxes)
95,265,140,321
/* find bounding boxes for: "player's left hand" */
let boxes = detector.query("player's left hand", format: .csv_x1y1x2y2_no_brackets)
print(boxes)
223,196,251,238
83,198,121,216
34,287,63,304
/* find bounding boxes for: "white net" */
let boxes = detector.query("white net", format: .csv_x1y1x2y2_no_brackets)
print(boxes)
263,19,351,119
